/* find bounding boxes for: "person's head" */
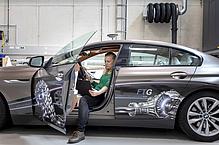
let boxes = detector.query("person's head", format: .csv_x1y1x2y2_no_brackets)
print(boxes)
103,52,116,75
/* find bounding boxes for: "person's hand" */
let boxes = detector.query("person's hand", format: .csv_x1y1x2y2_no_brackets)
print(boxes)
89,89,101,97
75,63,80,72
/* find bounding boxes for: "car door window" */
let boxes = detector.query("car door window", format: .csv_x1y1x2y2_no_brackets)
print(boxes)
171,49,199,66
49,31,96,66
128,44,170,66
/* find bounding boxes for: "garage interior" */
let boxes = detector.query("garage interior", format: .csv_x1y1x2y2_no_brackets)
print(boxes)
0,0,219,144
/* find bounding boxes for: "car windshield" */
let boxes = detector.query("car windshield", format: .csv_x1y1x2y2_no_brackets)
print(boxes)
50,31,96,66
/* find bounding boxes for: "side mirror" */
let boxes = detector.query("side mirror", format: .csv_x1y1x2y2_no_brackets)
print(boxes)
29,56,44,67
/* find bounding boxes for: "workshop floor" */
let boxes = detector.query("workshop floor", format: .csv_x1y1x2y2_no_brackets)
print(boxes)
0,125,218,145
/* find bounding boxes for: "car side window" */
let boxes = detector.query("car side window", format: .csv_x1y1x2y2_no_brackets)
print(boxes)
128,44,170,66
171,49,199,66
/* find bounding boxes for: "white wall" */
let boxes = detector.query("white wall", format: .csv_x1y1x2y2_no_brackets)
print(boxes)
0,0,203,57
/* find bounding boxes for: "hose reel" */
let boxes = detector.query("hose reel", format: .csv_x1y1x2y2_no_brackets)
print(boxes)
145,2,185,44
146,3,178,24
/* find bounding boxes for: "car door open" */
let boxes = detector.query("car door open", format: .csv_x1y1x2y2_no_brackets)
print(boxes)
31,31,96,134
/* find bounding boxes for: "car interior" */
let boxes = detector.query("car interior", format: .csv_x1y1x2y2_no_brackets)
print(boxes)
72,45,120,111
171,50,199,66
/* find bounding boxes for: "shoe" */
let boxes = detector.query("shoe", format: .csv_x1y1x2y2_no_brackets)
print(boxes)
68,131,85,143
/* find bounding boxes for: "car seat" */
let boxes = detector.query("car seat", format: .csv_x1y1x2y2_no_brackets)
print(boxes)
180,54,192,65
172,57,181,65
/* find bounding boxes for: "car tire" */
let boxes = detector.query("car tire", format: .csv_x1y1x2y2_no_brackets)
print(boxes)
178,91,219,142
165,3,171,23
160,3,166,23
0,96,11,130
154,3,160,23
147,3,154,23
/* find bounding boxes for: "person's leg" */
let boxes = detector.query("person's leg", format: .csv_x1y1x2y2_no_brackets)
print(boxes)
68,94,104,143
77,95,90,132
68,96,89,143
77,94,104,131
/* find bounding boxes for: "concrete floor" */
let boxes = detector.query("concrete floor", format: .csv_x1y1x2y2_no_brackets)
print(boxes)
0,125,218,145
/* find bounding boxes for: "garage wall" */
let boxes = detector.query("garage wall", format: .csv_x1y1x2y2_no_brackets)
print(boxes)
0,0,203,56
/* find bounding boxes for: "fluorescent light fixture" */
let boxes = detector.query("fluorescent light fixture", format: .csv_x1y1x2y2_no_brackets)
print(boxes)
130,48,158,51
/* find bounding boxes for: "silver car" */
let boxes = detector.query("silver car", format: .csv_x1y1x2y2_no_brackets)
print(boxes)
0,31,219,142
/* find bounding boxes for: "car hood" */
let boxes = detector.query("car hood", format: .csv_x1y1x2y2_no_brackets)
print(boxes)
0,66,38,80
0,65,38,72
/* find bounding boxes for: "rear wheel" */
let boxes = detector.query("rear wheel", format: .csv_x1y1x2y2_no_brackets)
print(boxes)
0,96,11,130
178,91,219,142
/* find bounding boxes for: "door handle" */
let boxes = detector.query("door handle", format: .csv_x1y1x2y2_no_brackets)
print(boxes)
54,72,64,81
171,72,188,79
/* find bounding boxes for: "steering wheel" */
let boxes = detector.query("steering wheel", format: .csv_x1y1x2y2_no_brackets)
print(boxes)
77,61,86,80
84,69,95,80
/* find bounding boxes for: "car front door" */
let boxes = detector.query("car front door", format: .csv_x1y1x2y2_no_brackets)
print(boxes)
115,44,200,120
31,31,96,134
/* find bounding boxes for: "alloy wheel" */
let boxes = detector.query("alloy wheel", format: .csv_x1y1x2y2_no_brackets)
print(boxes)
187,97,219,137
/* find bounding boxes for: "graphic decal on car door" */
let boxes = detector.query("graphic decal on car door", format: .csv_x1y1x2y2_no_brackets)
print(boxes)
115,90,184,119
114,44,197,120
33,80,64,127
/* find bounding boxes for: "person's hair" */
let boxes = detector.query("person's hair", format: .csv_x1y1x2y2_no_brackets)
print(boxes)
102,52,116,76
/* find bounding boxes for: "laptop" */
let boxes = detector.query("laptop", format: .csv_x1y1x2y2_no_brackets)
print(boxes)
76,79,92,96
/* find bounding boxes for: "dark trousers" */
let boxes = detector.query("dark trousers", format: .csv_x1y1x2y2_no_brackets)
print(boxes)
77,93,104,132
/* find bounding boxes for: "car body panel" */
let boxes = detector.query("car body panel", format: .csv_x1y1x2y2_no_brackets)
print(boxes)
0,66,38,102
0,66,38,119
114,66,196,119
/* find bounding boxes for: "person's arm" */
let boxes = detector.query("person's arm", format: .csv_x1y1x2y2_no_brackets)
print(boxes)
89,86,108,97
91,79,100,84
71,63,80,112
83,68,100,84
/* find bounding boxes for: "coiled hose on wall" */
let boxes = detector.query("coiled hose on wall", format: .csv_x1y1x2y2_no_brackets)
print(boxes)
147,3,178,23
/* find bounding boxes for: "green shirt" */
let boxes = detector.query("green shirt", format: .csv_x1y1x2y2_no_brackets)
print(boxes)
91,73,111,91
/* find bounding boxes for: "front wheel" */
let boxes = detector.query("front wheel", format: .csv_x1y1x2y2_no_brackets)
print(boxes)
178,91,219,142
0,96,11,130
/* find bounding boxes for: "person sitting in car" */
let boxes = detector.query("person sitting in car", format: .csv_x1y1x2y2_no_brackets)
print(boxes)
68,52,116,144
